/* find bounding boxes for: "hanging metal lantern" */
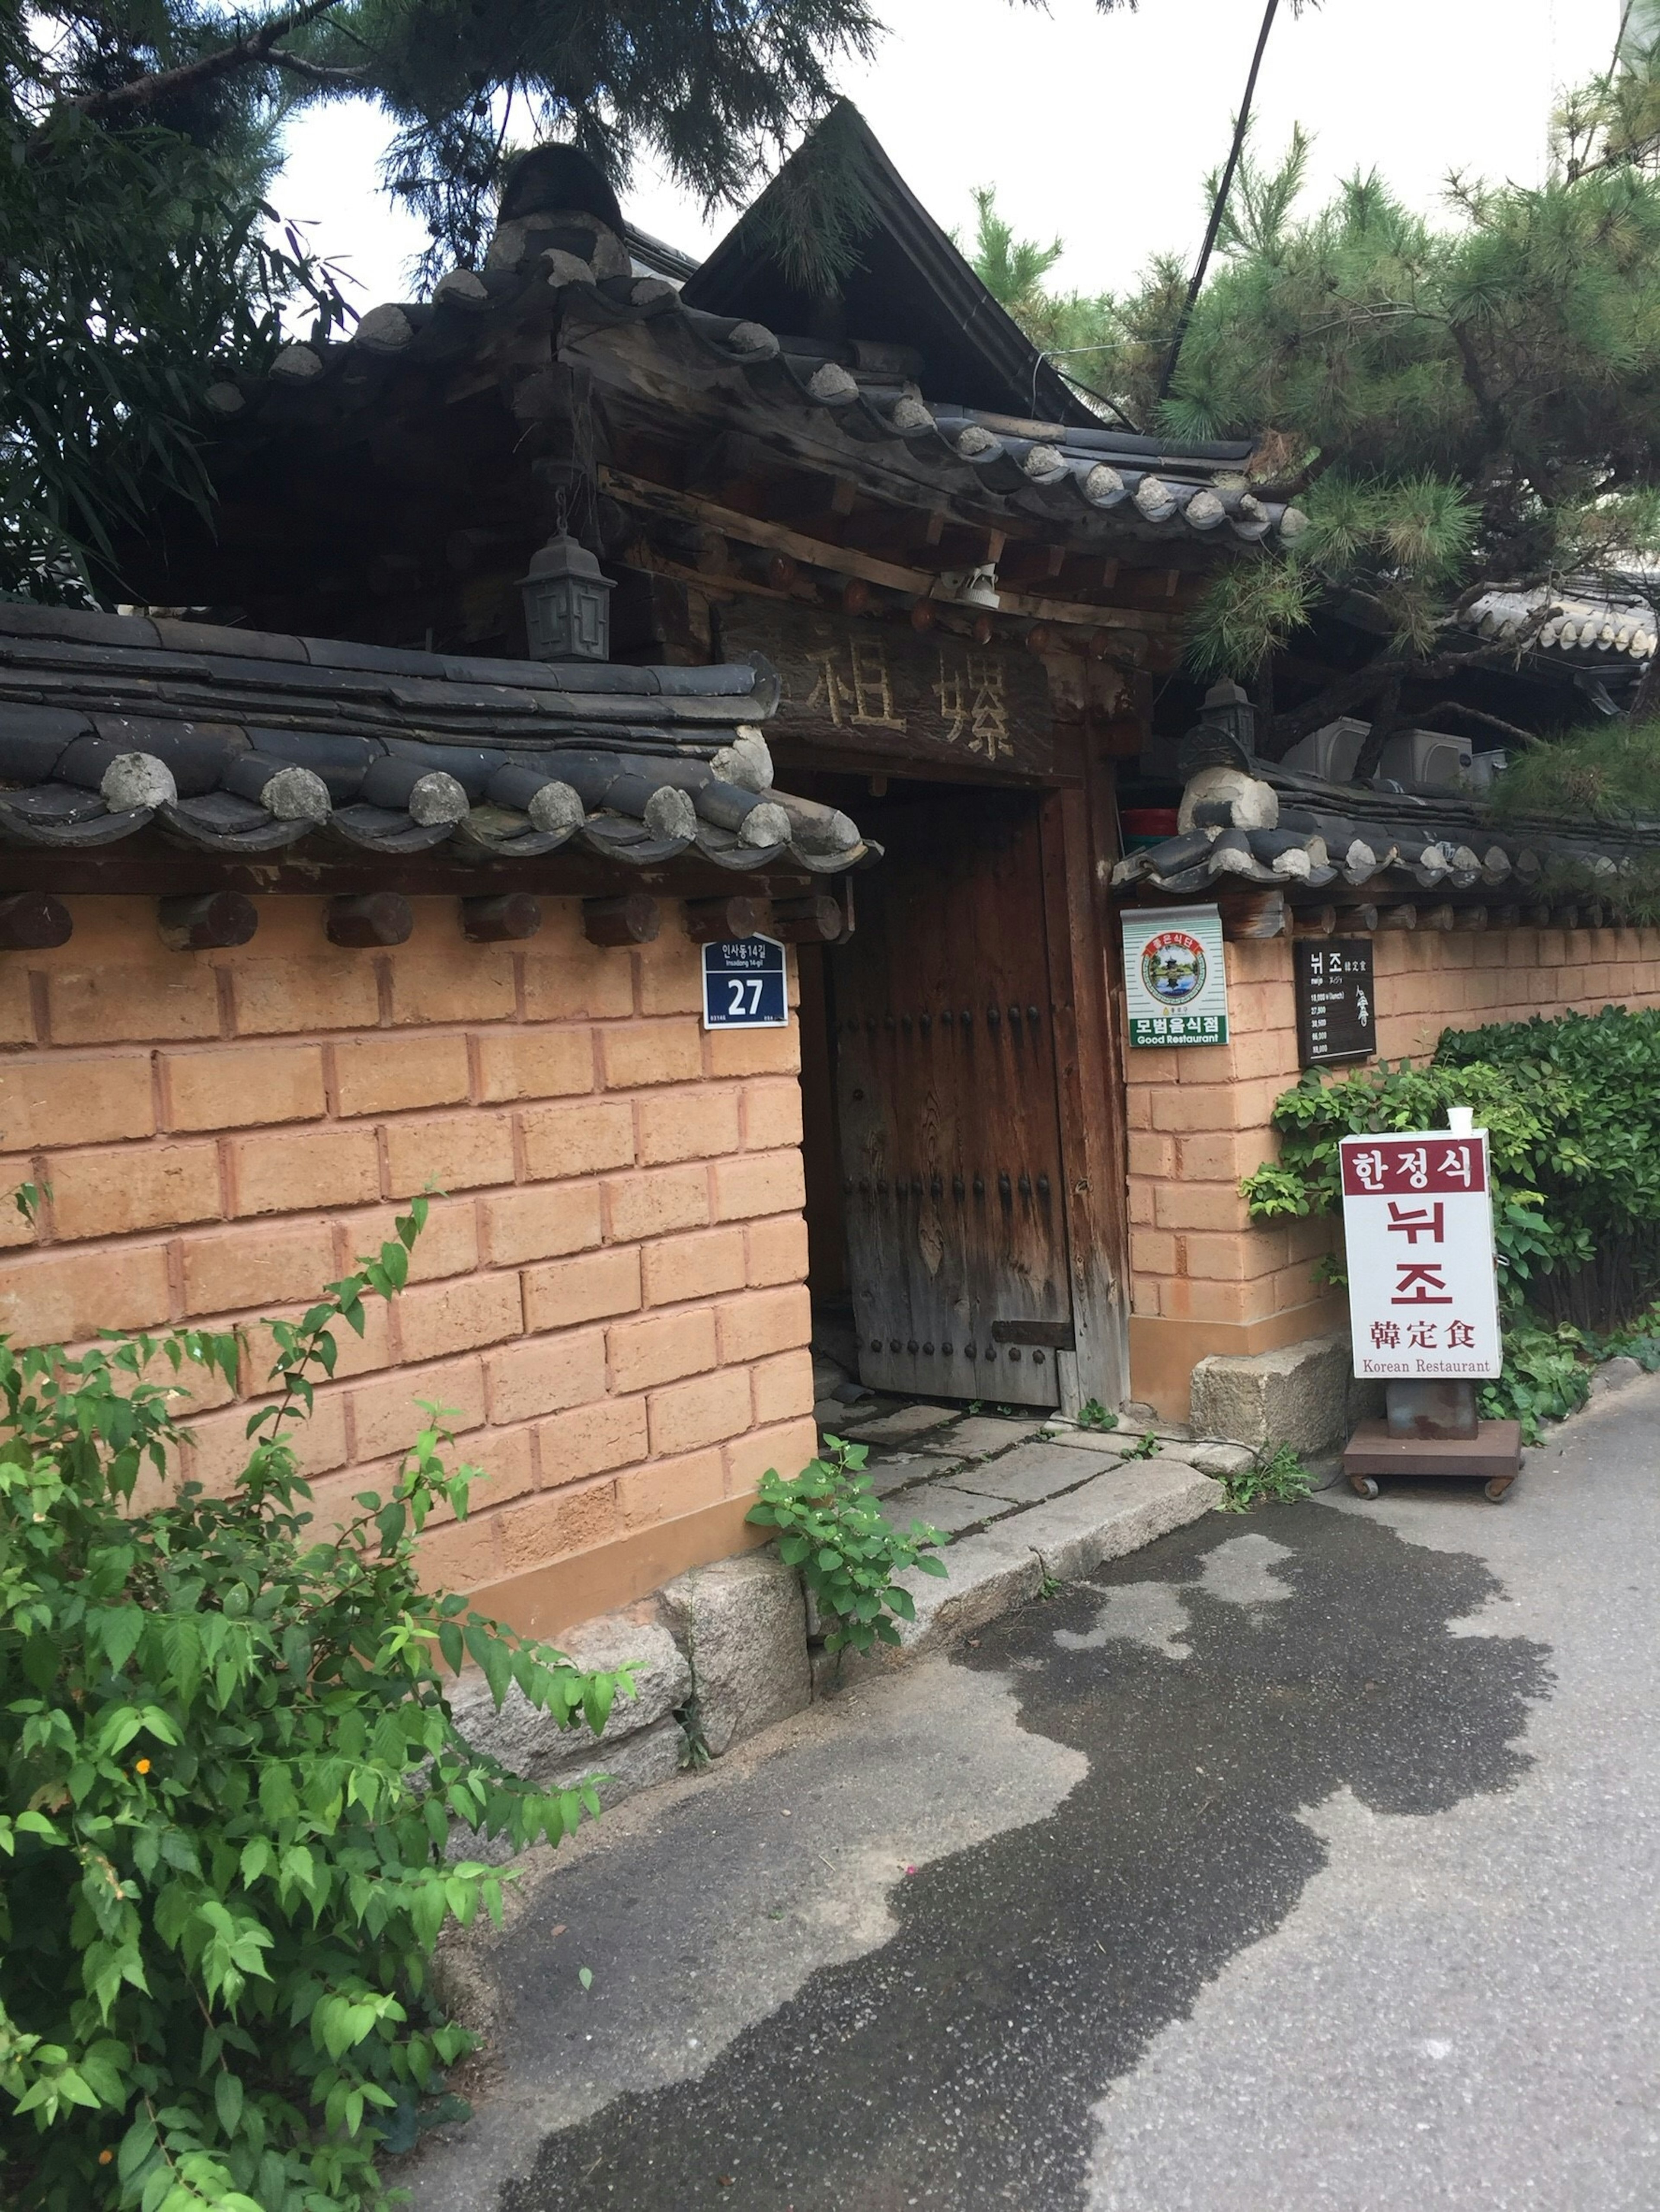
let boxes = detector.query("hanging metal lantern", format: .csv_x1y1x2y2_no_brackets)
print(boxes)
1177,678,1258,776
518,531,615,661
1200,678,1257,755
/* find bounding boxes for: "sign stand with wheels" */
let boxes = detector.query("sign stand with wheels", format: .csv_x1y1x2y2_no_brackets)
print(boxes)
1338,1111,1522,1502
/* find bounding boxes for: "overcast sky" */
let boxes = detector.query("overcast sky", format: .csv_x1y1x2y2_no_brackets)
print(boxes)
277,0,1622,315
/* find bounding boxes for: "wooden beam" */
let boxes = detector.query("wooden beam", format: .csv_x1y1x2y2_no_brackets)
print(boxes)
1291,904,1337,936
769,892,843,943
1215,887,1287,939
584,893,659,947
461,893,542,942
683,894,769,944
158,892,257,951
0,891,70,951
1040,753,1130,1410
601,468,1176,633
327,892,413,947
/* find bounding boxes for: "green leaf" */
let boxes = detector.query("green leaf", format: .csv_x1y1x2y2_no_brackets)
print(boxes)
214,2070,244,2138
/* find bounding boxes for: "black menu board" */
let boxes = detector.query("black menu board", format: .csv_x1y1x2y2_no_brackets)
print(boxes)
1294,938,1376,1066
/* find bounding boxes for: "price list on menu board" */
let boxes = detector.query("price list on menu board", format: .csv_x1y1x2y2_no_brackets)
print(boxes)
1294,937,1376,1067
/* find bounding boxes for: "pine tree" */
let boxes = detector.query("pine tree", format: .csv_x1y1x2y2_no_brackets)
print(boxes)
3,0,881,599
970,42,1660,758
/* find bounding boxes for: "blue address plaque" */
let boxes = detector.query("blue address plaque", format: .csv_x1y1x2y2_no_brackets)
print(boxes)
702,935,789,1029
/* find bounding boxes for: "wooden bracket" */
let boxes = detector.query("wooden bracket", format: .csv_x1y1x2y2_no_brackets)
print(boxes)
461,893,542,943
326,892,413,948
683,894,768,945
0,891,71,951
158,892,257,952
1214,887,1286,940
769,893,843,944
1290,904,1337,937
583,893,659,947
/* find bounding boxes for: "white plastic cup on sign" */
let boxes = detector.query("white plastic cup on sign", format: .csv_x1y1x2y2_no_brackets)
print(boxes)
1446,1106,1475,1136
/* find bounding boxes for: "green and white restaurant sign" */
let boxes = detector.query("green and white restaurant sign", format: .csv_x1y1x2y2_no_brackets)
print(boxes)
1120,904,1229,1048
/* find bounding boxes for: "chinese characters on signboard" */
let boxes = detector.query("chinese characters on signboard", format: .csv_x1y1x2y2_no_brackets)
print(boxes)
1340,1133,1502,1378
1121,905,1230,1047
720,606,1052,777
1294,938,1376,1067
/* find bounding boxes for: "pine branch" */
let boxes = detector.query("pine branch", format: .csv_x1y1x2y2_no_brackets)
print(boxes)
64,0,352,125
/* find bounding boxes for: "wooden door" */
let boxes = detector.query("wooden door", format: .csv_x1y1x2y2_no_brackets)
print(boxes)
829,788,1071,1409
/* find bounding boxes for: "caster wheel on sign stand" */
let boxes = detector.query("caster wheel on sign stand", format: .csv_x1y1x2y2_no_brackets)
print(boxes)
1484,1478,1514,1503
1349,1475,1380,1500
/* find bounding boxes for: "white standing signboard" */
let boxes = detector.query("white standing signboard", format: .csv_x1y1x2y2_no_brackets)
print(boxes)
1120,904,1229,1048
1341,1131,1502,1379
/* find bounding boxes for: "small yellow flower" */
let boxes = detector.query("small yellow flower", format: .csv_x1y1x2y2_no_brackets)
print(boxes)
99,2150,114,2164
134,1759,151,1775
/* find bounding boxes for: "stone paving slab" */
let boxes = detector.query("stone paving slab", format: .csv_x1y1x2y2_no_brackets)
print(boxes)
843,1403,957,1442
863,1454,941,1498
877,1481,1001,1537
950,1439,1119,1504
923,1414,1046,1457
886,1460,1219,1655
1010,1461,1221,1582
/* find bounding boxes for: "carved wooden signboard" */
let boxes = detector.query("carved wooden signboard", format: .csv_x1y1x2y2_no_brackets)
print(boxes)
721,604,1053,776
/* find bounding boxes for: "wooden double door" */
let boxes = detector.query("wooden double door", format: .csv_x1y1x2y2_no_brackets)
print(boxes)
829,788,1072,1409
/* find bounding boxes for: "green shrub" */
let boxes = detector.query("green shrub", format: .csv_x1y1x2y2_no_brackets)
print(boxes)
1239,1055,1575,1295
1242,1008,1660,1437
0,1197,631,2212
747,1436,947,1657
1435,1009,1660,1321
1475,1316,1593,1439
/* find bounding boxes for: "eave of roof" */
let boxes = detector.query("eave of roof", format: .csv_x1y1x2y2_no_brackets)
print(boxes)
210,251,1306,557
1111,759,1660,910
0,605,872,876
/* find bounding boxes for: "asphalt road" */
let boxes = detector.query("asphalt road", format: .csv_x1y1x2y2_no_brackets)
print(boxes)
411,1378,1660,2212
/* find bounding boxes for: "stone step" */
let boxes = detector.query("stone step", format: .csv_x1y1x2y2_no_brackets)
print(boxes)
887,1460,1221,1657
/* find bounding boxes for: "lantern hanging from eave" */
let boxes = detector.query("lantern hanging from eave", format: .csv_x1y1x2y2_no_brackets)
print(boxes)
519,531,615,661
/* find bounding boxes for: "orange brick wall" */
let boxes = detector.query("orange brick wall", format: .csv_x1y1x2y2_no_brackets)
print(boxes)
1127,921,1660,1417
0,895,817,1631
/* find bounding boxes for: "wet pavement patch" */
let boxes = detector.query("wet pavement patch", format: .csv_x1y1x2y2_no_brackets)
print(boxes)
496,1505,1550,2212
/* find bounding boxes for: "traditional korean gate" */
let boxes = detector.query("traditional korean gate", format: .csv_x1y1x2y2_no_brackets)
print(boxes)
830,788,1072,1409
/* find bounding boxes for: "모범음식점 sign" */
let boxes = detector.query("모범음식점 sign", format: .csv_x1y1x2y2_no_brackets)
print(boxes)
1120,905,1229,1047
701,935,789,1030
1340,1131,1502,1378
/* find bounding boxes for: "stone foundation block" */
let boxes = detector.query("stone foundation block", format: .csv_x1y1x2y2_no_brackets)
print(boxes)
447,1603,689,1781
1188,1332,1368,1454
888,1528,1045,1656
453,1717,690,1863
658,1550,811,1756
